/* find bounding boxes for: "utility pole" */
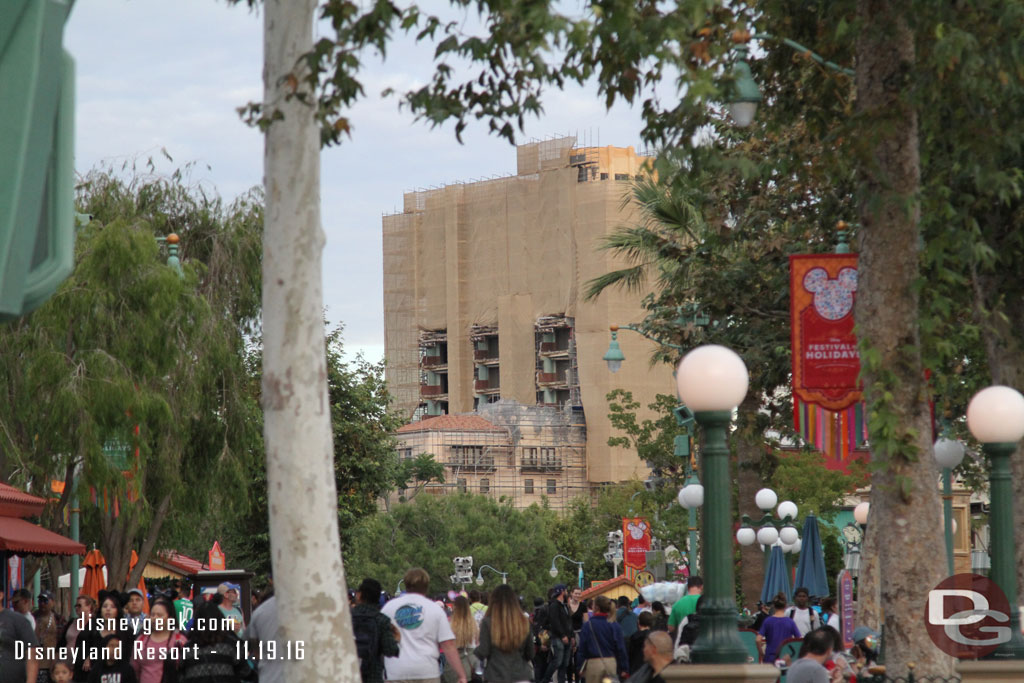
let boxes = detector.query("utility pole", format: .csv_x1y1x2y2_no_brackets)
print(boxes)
262,1,359,680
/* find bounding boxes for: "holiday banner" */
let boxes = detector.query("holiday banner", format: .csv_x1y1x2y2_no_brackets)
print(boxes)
790,254,861,410
790,254,867,469
622,517,651,572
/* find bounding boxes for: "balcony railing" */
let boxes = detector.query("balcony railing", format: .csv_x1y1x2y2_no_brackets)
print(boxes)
422,355,446,368
421,385,446,397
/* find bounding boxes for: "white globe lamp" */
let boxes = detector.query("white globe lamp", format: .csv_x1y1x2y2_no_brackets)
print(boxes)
780,525,800,545
755,488,778,512
777,501,798,521
791,538,802,554
680,484,705,509
675,345,749,411
757,527,779,546
967,386,1024,444
934,438,966,469
853,502,870,526
736,527,756,546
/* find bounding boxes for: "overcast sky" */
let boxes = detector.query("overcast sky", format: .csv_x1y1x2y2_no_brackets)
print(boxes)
65,0,649,362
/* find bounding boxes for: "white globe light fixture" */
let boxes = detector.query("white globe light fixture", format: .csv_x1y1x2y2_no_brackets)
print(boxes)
680,484,705,509
549,565,558,578
757,526,779,546
736,527,756,546
853,502,870,526
934,438,966,469
777,501,798,521
780,541,794,554
755,488,778,512
791,538,802,554
779,525,800,545
967,386,1024,444
475,576,484,586
675,345,750,411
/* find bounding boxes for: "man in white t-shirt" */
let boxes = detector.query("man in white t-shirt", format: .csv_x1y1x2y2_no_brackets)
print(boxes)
382,568,467,683
785,588,821,637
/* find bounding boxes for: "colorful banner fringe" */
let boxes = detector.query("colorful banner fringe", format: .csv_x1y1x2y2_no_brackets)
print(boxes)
794,396,868,471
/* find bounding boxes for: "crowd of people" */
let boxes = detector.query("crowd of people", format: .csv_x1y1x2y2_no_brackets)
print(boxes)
2,570,881,683
353,571,881,683
0,579,268,683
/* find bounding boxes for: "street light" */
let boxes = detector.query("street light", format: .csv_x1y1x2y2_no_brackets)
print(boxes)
853,502,870,526
728,33,762,127
675,344,749,664
603,328,625,373
476,565,508,586
736,490,804,571
967,385,1024,659
934,437,965,576
549,554,584,588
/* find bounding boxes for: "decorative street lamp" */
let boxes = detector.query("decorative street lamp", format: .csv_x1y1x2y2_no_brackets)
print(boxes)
603,327,626,373
933,437,966,577
675,344,749,663
549,554,584,588
736,488,804,568
726,30,853,128
966,385,1024,659
475,565,508,586
677,472,703,575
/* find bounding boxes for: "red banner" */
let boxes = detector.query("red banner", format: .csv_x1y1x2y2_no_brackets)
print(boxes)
622,517,651,571
790,254,862,411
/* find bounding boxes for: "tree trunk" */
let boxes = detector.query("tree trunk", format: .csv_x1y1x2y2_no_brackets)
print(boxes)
262,2,360,681
854,1,953,675
855,516,881,632
736,396,765,609
126,494,173,589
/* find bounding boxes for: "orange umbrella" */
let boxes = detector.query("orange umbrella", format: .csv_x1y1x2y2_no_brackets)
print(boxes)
128,550,149,613
82,549,106,601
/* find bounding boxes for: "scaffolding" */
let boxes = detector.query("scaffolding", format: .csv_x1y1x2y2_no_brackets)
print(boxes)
395,402,590,510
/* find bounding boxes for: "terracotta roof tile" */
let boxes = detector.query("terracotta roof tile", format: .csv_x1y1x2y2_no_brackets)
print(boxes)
0,482,47,517
397,414,505,434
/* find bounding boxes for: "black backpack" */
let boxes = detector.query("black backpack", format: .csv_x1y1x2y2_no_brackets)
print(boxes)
353,611,381,682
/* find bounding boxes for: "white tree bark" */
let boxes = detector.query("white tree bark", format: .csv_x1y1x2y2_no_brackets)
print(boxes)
263,2,360,680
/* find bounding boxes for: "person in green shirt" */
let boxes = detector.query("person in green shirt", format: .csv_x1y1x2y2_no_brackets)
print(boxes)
667,576,703,630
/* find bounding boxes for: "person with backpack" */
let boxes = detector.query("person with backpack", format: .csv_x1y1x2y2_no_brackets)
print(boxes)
352,578,401,683
786,588,821,637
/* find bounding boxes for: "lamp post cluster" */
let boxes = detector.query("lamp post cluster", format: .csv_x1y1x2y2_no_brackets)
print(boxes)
735,488,803,557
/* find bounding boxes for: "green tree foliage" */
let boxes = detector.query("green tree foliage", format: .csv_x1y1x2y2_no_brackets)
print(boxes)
224,327,444,576
0,165,263,589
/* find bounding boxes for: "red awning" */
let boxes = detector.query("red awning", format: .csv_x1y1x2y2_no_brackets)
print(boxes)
0,516,86,556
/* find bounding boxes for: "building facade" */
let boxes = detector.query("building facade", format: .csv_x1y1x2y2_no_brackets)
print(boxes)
383,137,675,505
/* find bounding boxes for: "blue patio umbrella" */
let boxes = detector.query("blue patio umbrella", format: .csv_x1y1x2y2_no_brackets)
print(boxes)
760,544,792,605
794,514,830,598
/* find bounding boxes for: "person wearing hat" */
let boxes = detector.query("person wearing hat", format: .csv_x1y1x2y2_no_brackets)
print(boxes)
850,626,880,671
539,585,573,683
126,588,148,636
217,582,245,635
33,590,65,681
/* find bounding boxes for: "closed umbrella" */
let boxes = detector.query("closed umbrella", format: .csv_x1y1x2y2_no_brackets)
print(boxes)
794,514,830,598
760,544,792,605
128,550,149,613
82,549,106,601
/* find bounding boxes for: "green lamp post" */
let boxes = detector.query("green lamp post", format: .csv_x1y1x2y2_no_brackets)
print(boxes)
675,344,749,663
933,436,965,578
966,385,1024,659
549,554,584,588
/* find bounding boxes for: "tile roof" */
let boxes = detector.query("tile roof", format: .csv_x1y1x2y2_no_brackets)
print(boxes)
580,575,639,600
0,482,46,517
156,551,207,574
397,414,505,434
